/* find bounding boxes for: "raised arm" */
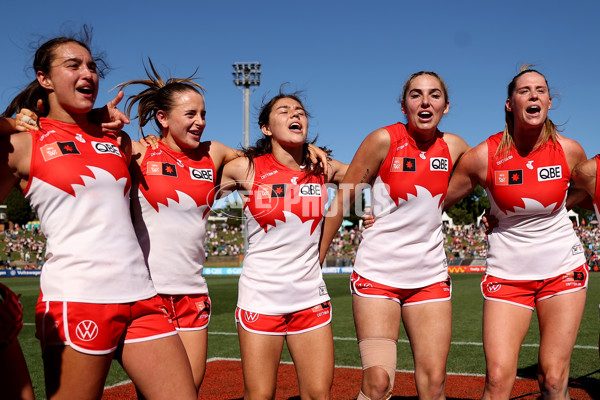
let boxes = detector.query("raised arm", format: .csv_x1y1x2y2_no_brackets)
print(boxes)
326,158,349,185
218,156,253,199
319,128,389,264
207,141,244,171
444,140,488,210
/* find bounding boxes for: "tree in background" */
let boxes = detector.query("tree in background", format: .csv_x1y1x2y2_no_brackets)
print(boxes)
4,188,35,225
446,185,489,226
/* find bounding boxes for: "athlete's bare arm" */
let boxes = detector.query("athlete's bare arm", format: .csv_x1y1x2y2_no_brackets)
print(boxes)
319,128,389,264
443,132,471,166
558,135,589,210
206,141,243,171
326,159,348,185
0,133,32,202
445,140,488,210
569,157,597,210
219,156,254,200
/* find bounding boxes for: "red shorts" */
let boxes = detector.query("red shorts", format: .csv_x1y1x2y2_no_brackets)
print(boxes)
481,264,589,310
35,294,176,355
159,293,211,331
350,271,452,306
235,302,332,335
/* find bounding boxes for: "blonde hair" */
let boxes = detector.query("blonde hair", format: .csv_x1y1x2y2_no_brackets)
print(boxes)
113,59,205,136
496,65,558,158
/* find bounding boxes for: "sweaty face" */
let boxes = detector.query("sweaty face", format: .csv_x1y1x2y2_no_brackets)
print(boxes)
262,97,308,148
159,90,206,153
38,42,99,121
401,74,449,139
506,72,551,130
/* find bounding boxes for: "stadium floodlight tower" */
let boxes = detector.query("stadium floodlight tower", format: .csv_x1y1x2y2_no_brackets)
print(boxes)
232,62,261,257
232,62,261,148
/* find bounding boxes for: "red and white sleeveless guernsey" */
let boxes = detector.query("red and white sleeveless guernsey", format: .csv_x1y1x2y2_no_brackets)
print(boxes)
131,141,216,294
353,123,451,289
485,132,585,280
238,153,329,314
24,118,156,303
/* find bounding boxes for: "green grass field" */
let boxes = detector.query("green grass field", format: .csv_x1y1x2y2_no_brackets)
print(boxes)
3,273,600,399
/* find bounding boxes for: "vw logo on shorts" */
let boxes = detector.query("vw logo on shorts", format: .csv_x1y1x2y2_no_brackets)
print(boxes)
486,282,501,293
244,311,259,323
75,320,99,341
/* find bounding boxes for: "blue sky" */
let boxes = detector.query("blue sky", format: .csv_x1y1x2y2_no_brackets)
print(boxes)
1,0,599,167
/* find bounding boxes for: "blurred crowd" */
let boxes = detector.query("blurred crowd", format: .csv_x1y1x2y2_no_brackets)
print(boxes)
3,221,600,270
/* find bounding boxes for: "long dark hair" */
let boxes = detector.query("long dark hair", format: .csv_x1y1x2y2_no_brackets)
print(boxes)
2,25,108,118
244,90,330,177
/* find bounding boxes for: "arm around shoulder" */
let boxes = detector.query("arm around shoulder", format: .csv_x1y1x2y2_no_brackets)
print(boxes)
445,141,488,209
443,132,471,166
571,157,597,199
558,135,587,172
219,156,253,197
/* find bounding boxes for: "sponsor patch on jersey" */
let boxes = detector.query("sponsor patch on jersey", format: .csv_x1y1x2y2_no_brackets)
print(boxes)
147,161,178,177
537,165,562,182
190,168,213,182
40,141,80,161
430,157,449,172
299,183,321,197
495,169,523,185
311,302,330,313
91,141,121,157
271,184,286,197
390,157,416,172
319,285,328,296
571,243,584,255
256,184,272,200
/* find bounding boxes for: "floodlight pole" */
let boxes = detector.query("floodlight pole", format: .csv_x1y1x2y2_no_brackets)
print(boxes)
232,62,261,256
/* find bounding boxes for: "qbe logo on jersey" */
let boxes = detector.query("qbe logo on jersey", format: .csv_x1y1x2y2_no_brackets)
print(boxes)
190,168,213,182
537,165,562,182
92,141,122,157
299,183,321,197
430,157,449,172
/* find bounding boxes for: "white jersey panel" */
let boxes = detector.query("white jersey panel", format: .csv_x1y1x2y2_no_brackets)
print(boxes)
28,168,155,303
354,177,448,288
134,190,209,294
238,210,328,314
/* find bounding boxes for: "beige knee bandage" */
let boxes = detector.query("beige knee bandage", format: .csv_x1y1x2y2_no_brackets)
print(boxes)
358,338,397,399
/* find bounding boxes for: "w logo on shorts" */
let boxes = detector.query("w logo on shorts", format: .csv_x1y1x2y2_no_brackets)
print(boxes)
75,320,99,341
244,312,259,323
486,282,501,293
